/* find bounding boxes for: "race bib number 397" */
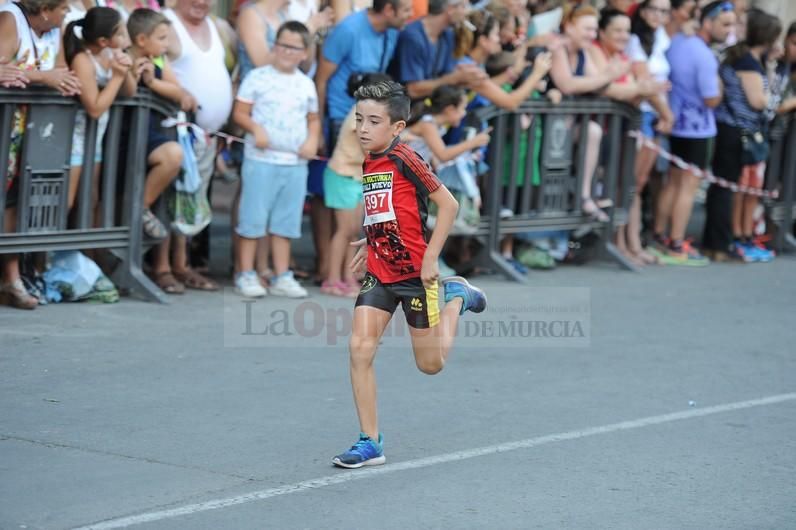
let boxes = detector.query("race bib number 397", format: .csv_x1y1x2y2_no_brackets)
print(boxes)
362,171,396,226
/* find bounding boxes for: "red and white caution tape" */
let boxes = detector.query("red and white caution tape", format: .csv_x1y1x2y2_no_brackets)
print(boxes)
629,130,779,199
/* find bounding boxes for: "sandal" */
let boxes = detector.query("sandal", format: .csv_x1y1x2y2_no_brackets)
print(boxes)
142,208,167,240
582,198,609,223
173,268,219,291
0,279,38,309
151,271,185,294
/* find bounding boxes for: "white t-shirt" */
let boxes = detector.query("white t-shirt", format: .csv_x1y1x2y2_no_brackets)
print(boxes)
237,64,319,165
0,2,60,70
627,26,671,113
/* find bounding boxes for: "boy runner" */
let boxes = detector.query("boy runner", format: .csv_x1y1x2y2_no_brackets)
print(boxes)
332,80,487,469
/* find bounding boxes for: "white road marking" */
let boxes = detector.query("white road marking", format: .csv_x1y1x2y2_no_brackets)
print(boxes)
74,392,796,529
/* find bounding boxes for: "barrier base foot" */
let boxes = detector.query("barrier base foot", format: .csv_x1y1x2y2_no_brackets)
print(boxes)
487,249,530,283
604,241,642,272
111,258,169,304
784,233,796,252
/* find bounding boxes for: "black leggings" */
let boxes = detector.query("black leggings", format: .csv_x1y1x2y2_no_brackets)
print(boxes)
703,123,743,252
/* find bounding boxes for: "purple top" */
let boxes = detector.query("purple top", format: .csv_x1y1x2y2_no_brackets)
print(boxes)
666,34,720,139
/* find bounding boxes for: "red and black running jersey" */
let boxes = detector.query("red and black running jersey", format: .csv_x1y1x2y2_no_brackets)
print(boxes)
361,138,442,284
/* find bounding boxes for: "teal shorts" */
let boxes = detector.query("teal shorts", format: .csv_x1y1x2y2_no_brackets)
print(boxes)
323,166,362,210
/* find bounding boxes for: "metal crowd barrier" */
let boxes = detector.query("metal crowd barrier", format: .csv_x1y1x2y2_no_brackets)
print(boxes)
764,112,796,253
0,87,177,303
472,98,641,281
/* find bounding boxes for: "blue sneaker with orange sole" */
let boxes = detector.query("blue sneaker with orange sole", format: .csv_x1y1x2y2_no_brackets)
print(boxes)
442,276,487,315
332,433,385,469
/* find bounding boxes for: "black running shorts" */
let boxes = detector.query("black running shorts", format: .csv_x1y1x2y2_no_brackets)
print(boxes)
355,272,440,329
669,136,715,170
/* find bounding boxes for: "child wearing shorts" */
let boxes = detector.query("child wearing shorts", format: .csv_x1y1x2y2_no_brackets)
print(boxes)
65,7,136,214
321,73,395,298
332,80,487,469
232,21,320,298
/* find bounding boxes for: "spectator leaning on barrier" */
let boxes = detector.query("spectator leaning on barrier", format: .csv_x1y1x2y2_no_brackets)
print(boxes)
388,0,485,101
125,9,185,292
64,7,137,214
0,0,78,92
0,0,80,310
549,3,630,223
403,85,491,250
591,7,670,266
649,0,734,266
703,9,781,263
456,10,551,111
155,0,233,292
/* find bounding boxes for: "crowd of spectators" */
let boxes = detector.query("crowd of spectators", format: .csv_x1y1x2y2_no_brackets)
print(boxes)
1,0,795,309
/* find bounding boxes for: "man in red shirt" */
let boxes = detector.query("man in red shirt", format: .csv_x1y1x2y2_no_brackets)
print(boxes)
332,80,487,469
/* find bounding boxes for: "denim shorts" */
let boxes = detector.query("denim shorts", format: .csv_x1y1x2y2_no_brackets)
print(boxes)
237,158,308,239
640,111,658,139
70,110,109,167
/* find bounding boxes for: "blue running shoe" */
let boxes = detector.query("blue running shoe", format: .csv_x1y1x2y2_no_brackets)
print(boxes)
332,433,385,469
732,241,757,262
747,242,774,263
442,276,487,315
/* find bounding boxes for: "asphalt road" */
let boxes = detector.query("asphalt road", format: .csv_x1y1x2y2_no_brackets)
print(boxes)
1,257,795,530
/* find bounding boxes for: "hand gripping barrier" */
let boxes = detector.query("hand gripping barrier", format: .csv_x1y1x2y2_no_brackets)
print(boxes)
0,87,178,303
472,97,642,280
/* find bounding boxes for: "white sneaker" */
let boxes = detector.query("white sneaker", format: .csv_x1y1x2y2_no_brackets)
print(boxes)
235,271,267,298
269,271,308,298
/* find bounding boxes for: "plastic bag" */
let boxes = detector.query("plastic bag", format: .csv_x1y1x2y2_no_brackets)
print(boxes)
43,250,102,300
168,188,211,236
168,112,212,235
175,111,202,194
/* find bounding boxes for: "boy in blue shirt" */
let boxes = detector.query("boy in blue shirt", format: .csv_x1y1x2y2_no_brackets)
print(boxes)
315,0,413,151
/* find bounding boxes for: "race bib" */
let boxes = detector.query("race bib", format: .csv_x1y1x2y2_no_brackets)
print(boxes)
362,171,396,226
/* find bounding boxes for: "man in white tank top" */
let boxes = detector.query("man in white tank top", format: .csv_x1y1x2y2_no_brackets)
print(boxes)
164,0,232,134
154,0,232,290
